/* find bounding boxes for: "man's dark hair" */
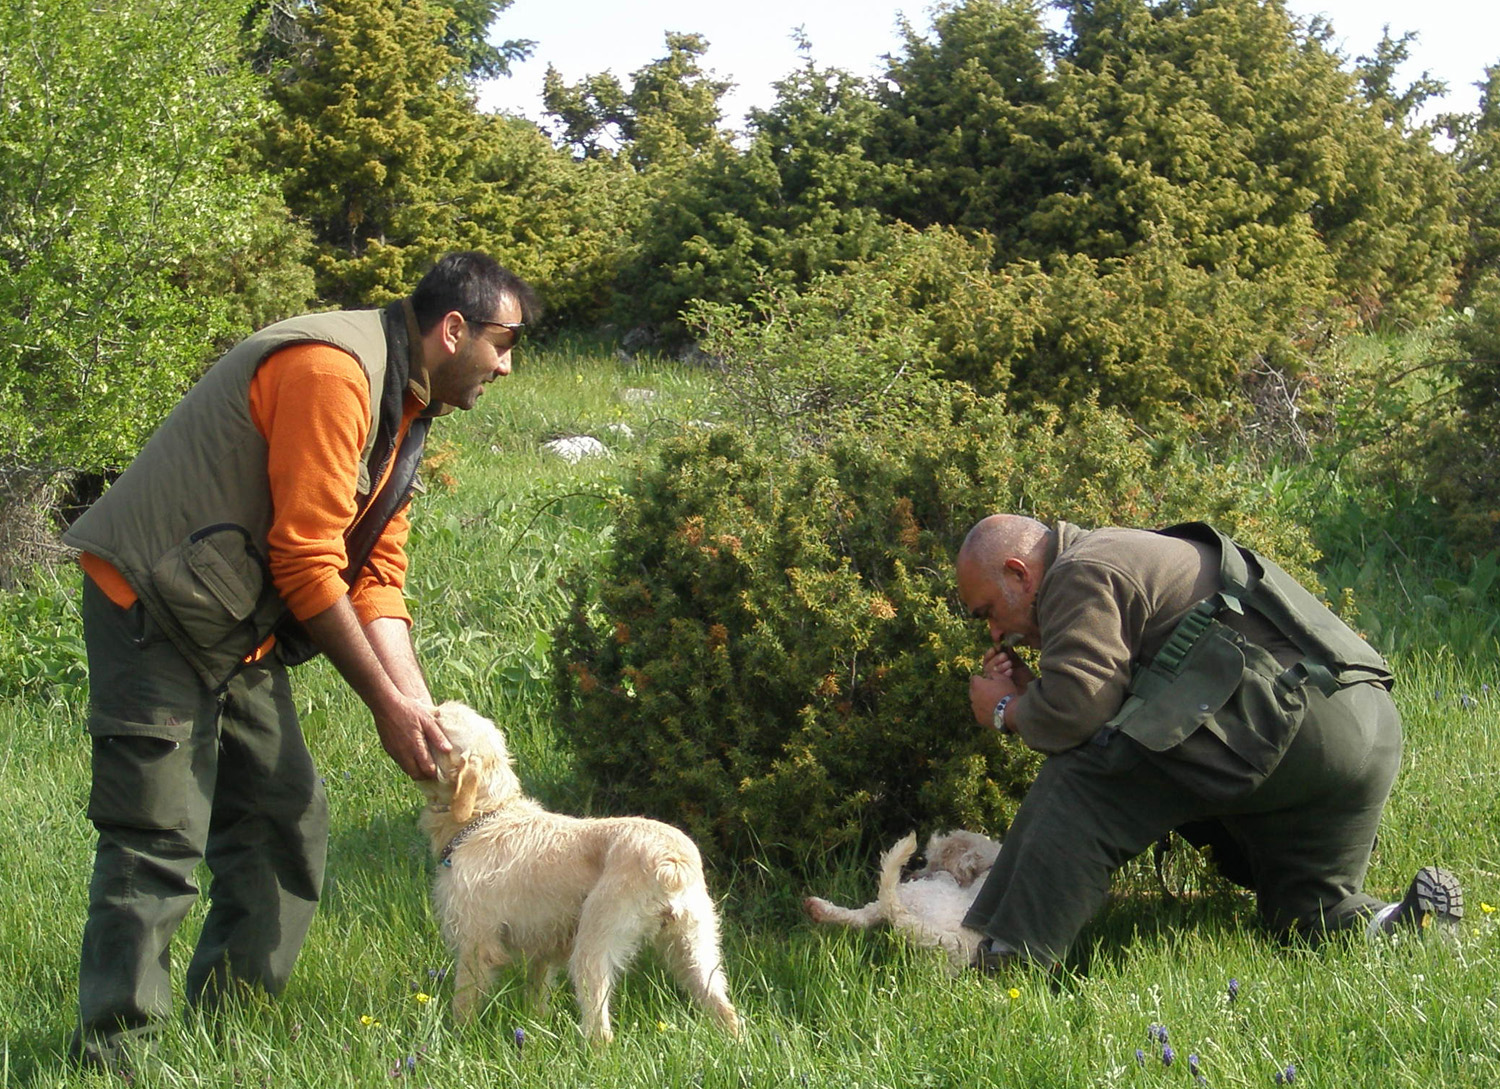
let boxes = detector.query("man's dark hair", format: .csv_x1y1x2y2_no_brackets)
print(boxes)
410,251,541,332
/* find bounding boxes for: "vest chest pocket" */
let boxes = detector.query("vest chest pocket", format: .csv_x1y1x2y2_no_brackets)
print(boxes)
150,525,267,648
1107,621,1309,802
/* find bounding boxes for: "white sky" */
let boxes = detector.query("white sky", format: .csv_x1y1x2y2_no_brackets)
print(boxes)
476,0,1499,131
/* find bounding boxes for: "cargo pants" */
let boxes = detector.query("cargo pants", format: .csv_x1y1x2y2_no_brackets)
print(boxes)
963,681,1403,965
72,578,328,1068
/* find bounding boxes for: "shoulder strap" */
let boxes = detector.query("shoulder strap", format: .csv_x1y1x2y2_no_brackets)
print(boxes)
1153,522,1392,690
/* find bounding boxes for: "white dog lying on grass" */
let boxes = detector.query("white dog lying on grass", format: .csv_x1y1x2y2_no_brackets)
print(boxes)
803,829,1002,972
417,702,740,1045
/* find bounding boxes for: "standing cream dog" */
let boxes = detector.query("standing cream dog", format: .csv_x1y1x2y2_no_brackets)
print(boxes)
418,702,740,1044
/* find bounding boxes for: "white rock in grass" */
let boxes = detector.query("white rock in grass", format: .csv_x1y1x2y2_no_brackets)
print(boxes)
605,422,635,440
620,387,657,404
541,435,611,463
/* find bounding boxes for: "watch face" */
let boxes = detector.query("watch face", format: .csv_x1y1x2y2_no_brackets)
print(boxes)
993,697,1007,731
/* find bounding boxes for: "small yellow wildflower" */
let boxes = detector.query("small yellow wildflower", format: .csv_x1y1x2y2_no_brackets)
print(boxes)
360,1014,381,1027
656,1020,669,1032
414,992,432,1004
1482,902,1496,914
1007,987,1021,1000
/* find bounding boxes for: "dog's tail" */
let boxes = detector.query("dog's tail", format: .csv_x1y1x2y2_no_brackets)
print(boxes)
654,849,699,896
875,832,920,926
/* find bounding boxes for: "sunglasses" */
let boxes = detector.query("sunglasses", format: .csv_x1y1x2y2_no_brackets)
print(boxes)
463,315,525,348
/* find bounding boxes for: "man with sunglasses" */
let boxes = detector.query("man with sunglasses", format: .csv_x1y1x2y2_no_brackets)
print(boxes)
63,251,537,1070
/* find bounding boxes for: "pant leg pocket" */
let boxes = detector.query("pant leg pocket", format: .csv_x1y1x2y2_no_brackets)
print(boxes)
87,724,196,832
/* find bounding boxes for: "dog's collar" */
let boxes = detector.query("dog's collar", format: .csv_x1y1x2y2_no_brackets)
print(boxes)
439,809,505,866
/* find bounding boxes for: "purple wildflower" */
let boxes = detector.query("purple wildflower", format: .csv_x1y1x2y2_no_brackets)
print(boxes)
513,1027,527,1049
1284,1064,1296,1084
1188,1053,1201,1077
1163,1045,1175,1067
1135,1048,1146,1067
1227,977,1240,1002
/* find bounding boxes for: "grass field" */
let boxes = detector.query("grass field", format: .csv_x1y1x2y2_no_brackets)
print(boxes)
2,341,1497,1087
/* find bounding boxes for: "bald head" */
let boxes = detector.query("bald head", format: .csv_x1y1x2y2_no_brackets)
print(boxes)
956,515,1051,648
959,515,1051,579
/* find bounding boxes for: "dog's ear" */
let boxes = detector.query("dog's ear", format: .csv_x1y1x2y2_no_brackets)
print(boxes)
951,849,983,886
451,752,483,823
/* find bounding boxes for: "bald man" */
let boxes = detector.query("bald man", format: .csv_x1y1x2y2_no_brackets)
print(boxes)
954,515,1461,970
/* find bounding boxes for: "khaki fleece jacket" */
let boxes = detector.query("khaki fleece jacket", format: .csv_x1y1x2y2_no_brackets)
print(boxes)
1008,523,1298,753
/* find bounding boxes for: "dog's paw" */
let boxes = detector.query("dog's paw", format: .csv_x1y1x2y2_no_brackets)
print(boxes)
803,896,835,922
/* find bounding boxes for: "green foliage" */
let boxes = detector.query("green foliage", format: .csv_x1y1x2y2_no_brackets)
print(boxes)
261,0,497,304
606,0,1460,421
260,0,631,323
466,119,645,327
685,258,943,449
0,571,85,696
617,58,904,333
869,0,1461,329
543,32,732,170
687,224,1298,435
1407,275,1500,553
0,0,298,495
1353,28,1447,127
435,0,533,81
874,0,1055,241
551,396,1317,869
247,0,534,82
1450,65,1500,300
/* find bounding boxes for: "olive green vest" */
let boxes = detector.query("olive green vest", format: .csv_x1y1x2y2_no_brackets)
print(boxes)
1103,522,1392,800
1158,522,1392,690
64,308,400,690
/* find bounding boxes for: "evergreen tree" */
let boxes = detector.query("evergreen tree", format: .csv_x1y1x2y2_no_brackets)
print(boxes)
543,33,732,170
248,0,532,81
1353,28,1447,126
617,54,903,333
0,0,308,563
873,0,1055,245
871,0,1461,326
1451,64,1500,298
439,0,533,80
261,0,512,304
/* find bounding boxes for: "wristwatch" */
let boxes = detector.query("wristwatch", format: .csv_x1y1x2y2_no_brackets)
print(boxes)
992,694,1014,733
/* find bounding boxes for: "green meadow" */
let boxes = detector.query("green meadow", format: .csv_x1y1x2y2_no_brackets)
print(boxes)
2,341,1497,1088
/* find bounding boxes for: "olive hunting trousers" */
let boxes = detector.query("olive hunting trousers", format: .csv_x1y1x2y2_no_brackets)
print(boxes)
964,681,1403,966
72,579,328,1069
